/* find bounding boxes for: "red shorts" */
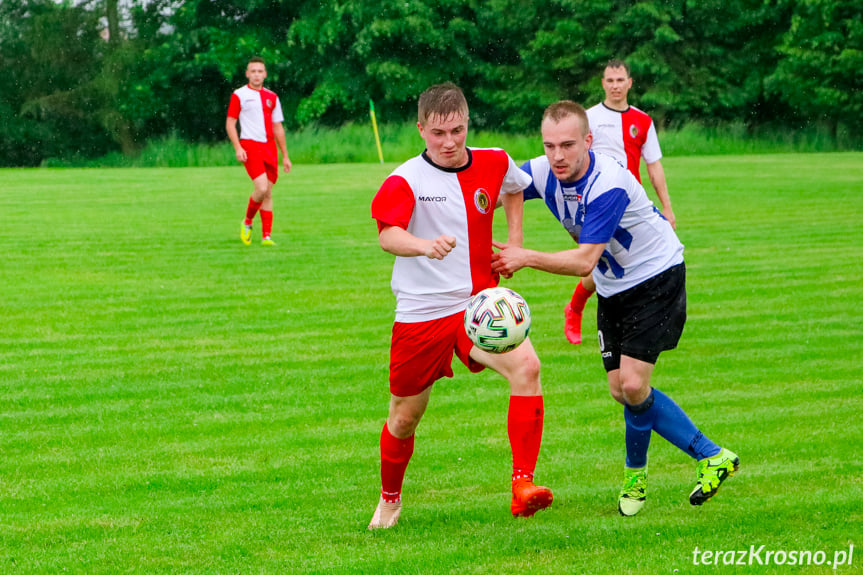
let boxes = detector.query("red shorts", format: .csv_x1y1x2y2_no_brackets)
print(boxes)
389,311,485,397
241,139,279,184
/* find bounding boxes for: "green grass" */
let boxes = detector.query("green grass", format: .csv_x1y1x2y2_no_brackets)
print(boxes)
1,153,861,573
41,121,862,168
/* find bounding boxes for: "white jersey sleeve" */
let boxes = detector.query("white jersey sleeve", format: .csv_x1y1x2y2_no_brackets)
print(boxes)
641,121,662,165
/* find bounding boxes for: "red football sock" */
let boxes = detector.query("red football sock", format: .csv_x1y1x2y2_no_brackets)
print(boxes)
380,423,415,503
569,281,594,314
244,197,263,225
508,395,544,482
260,210,273,238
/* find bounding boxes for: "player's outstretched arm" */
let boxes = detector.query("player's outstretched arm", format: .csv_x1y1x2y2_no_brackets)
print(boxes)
491,241,604,277
379,225,456,260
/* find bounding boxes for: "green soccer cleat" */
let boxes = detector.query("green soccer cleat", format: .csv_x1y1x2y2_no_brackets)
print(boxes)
261,236,276,246
690,448,739,506
241,222,253,246
618,466,647,516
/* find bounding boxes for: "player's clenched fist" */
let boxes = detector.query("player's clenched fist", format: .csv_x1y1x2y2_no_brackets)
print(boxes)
425,235,456,260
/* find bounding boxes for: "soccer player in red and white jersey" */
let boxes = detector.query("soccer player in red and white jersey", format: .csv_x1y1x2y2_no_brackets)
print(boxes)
564,60,676,344
368,83,553,529
226,57,291,246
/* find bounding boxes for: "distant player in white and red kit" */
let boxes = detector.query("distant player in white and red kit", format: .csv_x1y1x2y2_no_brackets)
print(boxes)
562,59,676,344
226,57,291,246
367,83,553,529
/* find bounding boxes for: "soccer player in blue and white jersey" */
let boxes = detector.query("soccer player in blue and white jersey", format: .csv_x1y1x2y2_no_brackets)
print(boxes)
492,100,738,516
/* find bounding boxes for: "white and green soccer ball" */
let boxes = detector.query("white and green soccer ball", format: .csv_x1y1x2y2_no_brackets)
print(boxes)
464,286,531,354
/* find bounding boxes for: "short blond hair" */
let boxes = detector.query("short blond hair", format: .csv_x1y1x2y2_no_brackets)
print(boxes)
542,100,589,137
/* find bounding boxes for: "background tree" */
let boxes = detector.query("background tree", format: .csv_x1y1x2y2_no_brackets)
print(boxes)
0,0,857,167
766,0,863,138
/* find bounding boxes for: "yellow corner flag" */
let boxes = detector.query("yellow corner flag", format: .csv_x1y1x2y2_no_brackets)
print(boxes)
369,99,384,164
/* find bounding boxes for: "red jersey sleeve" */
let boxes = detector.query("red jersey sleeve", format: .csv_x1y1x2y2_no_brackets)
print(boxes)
371,175,415,233
227,93,241,119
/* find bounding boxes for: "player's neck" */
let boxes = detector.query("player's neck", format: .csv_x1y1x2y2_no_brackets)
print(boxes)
603,99,628,112
248,83,264,91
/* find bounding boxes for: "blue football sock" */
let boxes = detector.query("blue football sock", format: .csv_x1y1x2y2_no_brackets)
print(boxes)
650,388,721,460
623,391,655,468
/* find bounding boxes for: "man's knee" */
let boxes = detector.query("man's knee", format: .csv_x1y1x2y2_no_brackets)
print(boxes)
507,350,541,395
387,393,429,437
388,410,422,438
620,377,650,404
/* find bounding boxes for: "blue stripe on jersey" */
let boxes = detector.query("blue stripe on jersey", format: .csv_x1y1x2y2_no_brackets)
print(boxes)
544,174,562,220
597,249,626,278
613,226,633,250
520,161,540,200
579,187,629,244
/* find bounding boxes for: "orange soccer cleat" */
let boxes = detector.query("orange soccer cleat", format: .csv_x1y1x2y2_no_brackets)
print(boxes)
511,478,553,517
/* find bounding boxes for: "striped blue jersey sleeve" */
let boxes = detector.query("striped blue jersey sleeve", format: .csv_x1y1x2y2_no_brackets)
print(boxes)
579,188,629,244
519,160,541,200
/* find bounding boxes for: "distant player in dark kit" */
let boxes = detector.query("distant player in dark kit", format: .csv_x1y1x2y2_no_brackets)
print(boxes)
368,82,553,529
565,59,675,344
226,57,291,246
497,100,738,516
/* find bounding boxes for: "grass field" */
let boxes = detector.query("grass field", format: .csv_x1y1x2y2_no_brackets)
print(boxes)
1,153,861,574
41,121,862,169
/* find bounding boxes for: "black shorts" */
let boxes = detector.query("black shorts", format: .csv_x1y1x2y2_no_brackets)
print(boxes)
596,263,687,372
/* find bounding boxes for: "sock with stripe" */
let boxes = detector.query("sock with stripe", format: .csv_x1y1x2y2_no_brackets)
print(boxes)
650,388,721,459
260,210,273,238
508,395,544,481
380,422,414,503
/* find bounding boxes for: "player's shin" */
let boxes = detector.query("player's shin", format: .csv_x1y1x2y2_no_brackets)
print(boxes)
649,389,720,459
379,422,414,503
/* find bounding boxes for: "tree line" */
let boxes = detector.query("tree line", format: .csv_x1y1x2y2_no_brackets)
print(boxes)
0,0,859,167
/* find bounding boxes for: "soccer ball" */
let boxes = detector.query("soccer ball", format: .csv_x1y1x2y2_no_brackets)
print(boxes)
464,287,531,354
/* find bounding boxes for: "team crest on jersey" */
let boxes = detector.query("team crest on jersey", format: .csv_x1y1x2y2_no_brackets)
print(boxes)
629,124,639,138
474,188,490,214
266,99,274,109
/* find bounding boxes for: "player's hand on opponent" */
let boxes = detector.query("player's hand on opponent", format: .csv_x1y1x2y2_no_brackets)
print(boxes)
425,235,456,260
491,240,527,277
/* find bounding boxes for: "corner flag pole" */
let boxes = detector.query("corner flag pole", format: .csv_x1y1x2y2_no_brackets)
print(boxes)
369,99,384,164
